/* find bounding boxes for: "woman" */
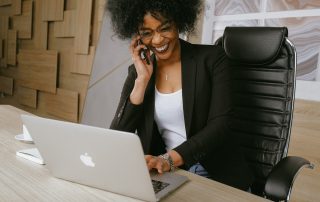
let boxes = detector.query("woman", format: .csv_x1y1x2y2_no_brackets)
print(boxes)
107,0,254,191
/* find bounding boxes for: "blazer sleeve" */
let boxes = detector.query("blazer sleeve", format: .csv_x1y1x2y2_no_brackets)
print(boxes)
174,48,233,168
109,65,143,132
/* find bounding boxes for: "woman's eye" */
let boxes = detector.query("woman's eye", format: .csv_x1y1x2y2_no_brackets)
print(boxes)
160,26,171,32
141,32,152,37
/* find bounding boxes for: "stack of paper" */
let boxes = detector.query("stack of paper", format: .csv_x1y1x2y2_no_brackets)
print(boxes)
16,148,45,165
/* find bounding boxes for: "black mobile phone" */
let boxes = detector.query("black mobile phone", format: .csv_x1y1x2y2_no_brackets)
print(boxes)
137,39,150,65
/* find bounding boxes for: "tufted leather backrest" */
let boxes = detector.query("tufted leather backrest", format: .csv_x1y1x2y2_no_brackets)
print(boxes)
216,27,296,195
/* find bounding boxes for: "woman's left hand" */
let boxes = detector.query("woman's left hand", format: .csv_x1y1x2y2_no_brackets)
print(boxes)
145,155,170,174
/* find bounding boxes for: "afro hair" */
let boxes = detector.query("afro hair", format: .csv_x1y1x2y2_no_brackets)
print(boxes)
106,0,203,39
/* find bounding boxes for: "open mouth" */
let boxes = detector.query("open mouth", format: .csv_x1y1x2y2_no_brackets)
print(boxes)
153,43,169,53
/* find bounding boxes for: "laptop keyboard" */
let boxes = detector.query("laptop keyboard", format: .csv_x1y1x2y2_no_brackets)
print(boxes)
152,180,170,194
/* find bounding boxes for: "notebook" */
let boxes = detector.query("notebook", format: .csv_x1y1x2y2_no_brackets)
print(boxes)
21,115,188,202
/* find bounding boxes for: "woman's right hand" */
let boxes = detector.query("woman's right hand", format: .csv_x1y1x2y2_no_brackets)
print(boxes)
130,35,153,83
129,36,153,105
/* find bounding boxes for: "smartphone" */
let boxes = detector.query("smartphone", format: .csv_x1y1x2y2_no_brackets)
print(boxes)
137,39,150,65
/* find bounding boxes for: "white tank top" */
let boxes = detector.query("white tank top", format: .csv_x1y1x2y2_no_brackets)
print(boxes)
154,87,187,151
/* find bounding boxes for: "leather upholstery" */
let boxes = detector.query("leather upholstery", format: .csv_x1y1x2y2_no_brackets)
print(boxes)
223,27,288,65
264,156,312,201
217,27,296,196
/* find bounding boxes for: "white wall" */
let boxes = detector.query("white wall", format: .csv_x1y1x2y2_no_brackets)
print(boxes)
81,15,131,127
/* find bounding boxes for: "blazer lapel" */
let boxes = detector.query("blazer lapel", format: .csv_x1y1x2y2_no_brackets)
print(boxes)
180,40,197,137
143,58,157,153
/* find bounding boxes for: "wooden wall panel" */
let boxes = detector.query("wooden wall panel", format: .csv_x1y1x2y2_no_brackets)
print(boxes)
16,0,47,50
33,0,47,50
41,0,64,21
18,49,58,93
0,6,11,16
75,0,93,54
0,16,9,37
92,0,106,46
18,86,37,108
54,10,76,38
44,88,79,122
0,16,9,67
12,0,32,39
7,30,17,65
72,46,95,75
0,75,13,95
0,0,11,6
0,0,102,123
11,0,21,15
0,39,3,58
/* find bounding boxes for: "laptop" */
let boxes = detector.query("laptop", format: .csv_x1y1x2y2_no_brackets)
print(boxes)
21,115,188,202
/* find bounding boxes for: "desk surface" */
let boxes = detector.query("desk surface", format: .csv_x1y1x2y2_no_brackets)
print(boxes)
0,105,268,202
288,99,320,202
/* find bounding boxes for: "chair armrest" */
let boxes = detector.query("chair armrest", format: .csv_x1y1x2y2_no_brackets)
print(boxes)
264,156,314,201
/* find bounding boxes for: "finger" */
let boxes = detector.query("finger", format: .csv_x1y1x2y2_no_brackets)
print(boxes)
130,35,140,55
156,162,164,174
130,35,143,50
147,160,156,170
133,44,147,56
130,36,150,66
132,45,148,65
145,156,156,169
145,155,153,162
131,42,142,58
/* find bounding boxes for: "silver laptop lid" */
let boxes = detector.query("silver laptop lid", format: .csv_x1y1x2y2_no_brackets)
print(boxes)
21,115,157,202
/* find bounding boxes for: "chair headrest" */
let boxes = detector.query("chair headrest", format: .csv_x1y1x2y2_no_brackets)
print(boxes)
222,27,288,64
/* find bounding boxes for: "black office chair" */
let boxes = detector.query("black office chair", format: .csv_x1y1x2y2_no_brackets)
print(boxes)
215,27,314,201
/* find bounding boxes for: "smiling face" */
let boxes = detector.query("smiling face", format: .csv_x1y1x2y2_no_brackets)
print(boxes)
138,13,180,62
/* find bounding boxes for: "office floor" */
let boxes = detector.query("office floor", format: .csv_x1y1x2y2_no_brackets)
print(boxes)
289,99,320,201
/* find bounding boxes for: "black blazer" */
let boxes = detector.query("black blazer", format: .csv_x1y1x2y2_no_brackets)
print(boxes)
110,39,254,190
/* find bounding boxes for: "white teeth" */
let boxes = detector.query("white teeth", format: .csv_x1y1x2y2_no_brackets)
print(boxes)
155,44,168,52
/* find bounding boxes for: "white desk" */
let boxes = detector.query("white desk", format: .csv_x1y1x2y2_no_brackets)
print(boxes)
0,105,269,201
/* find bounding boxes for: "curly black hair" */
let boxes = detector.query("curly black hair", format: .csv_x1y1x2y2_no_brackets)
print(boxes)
106,0,203,39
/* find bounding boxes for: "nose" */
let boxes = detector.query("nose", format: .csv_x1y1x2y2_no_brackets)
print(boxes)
151,32,164,45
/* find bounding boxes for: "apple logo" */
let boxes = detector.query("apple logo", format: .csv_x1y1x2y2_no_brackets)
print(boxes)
80,153,95,167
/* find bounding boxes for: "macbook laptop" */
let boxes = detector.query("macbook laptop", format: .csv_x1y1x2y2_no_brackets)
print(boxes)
21,115,188,202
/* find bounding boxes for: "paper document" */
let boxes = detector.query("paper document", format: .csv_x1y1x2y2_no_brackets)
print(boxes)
16,148,45,165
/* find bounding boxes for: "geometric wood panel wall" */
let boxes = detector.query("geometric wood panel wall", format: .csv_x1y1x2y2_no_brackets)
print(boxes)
72,46,95,75
0,75,13,95
54,10,76,38
7,30,17,65
0,0,11,6
0,39,3,58
0,0,106,122
32,0,48,50
44,88,79,122
18,49,58,93
41,0,64,21
0,16,9,68
12,0,33,39
12,0,22,15
75,0,93,54
18,86,37,108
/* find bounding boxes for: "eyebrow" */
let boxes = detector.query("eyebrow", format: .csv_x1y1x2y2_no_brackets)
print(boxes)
139,20,171,31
